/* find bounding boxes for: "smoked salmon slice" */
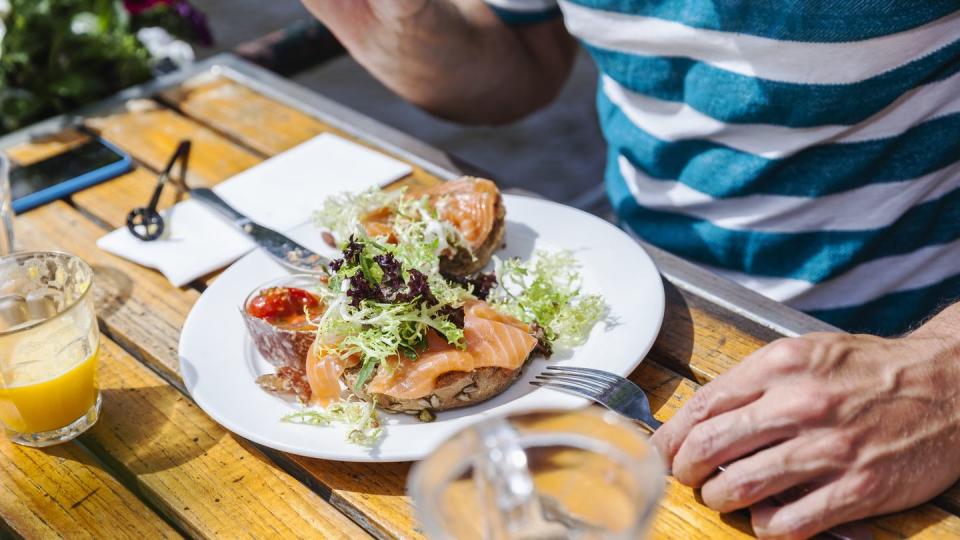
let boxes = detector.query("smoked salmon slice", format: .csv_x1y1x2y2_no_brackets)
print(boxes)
366,300,537,399
305,341,358,406
425,178,499,251
362,177,500,251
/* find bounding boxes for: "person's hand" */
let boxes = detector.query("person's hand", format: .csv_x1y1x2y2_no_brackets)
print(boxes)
651,329,960,539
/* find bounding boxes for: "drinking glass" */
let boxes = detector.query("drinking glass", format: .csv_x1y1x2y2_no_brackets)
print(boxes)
0,154,13,256
0,252,100,447
409,407,665,540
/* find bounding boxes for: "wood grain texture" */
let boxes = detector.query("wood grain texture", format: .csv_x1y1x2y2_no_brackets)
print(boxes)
15,200,199,382
84,336,368,539
159,77,327,157
6,76,959,538
0,437,179,539
159,77,439,190
84,99,261,188
5,129,90,166
12,201,369,538
163,78,960,536
650,282,781,385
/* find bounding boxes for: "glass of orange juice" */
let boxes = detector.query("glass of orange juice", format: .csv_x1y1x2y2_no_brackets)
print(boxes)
0,251,100,447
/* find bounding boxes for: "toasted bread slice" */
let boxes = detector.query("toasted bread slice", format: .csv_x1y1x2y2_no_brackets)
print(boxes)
343,361,527,414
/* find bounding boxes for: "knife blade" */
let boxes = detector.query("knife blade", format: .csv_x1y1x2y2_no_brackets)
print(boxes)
191,188,328,274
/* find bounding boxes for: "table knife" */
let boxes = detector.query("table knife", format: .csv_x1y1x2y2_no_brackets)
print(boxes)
191,188,328,274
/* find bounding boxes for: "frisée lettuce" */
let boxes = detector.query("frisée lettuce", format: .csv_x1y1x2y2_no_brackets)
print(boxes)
314,187,471,265
284,186,608,447
489,250,606,348
282,400,382,446
314,231,473,393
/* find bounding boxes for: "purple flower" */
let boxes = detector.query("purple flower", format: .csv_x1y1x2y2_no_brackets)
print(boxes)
173,0,213,46
123,0,173,15
123,0,214,46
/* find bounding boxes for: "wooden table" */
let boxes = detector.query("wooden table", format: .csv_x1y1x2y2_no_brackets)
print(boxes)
0,54,957,539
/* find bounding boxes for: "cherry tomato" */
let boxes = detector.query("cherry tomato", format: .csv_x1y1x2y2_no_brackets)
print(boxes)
247,287,320,321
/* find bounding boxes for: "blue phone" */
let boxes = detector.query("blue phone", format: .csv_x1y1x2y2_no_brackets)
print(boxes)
10,138,133,213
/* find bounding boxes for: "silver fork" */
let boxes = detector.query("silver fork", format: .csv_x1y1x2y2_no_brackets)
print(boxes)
531,365,870,540
531,365,662,431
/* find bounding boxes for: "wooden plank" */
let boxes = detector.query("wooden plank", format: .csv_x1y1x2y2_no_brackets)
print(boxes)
15,201,199,382
5,128,90,166
83,335,368,539
13,202,369,538
0,436,179,539
159,77,327,157
650,281,780,385
158,76,435,190
84,99,261,188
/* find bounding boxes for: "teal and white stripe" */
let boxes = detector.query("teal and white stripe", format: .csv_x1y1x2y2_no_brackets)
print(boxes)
487,0,960,336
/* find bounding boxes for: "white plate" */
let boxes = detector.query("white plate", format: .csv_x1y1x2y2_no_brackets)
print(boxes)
179,195,664,462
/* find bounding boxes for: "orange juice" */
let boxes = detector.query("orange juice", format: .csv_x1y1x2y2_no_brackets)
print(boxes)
0,346,99,433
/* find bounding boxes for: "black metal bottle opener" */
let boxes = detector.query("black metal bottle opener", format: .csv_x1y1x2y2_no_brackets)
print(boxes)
126,140,191,241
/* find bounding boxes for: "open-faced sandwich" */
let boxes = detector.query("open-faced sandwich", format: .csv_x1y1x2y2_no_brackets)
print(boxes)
304,236,551,423
316,176,505,277
244,177,605,444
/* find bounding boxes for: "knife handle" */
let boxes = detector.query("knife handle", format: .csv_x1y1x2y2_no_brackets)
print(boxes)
192,188,251,227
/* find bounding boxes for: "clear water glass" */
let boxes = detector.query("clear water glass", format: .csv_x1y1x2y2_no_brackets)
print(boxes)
409,407,665,540
0,252,101,447
0,154,13,255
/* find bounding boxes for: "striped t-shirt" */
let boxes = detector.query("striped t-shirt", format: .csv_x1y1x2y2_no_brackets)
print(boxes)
485,0,960,336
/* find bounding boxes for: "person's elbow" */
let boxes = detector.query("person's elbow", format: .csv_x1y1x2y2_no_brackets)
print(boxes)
411,29,578,125
411,75,570,125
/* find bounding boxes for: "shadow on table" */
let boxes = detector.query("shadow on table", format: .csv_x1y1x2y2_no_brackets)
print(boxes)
91,264,134,319
81,385,224,475
648,280,697,378
629,279,694,419
260,443,412,497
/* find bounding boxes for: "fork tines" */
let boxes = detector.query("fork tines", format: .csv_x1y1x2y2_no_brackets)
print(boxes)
531,366,618,399
544,365,623,382
530,365,662,430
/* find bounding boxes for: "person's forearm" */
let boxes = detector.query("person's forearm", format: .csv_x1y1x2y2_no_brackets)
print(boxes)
301,0,576,124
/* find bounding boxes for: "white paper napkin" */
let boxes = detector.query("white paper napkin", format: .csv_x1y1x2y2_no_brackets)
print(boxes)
97,133,412,287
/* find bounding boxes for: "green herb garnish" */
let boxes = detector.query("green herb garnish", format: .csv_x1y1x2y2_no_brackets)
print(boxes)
282,401,382,446
489,250,606,348
314,221,473,392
